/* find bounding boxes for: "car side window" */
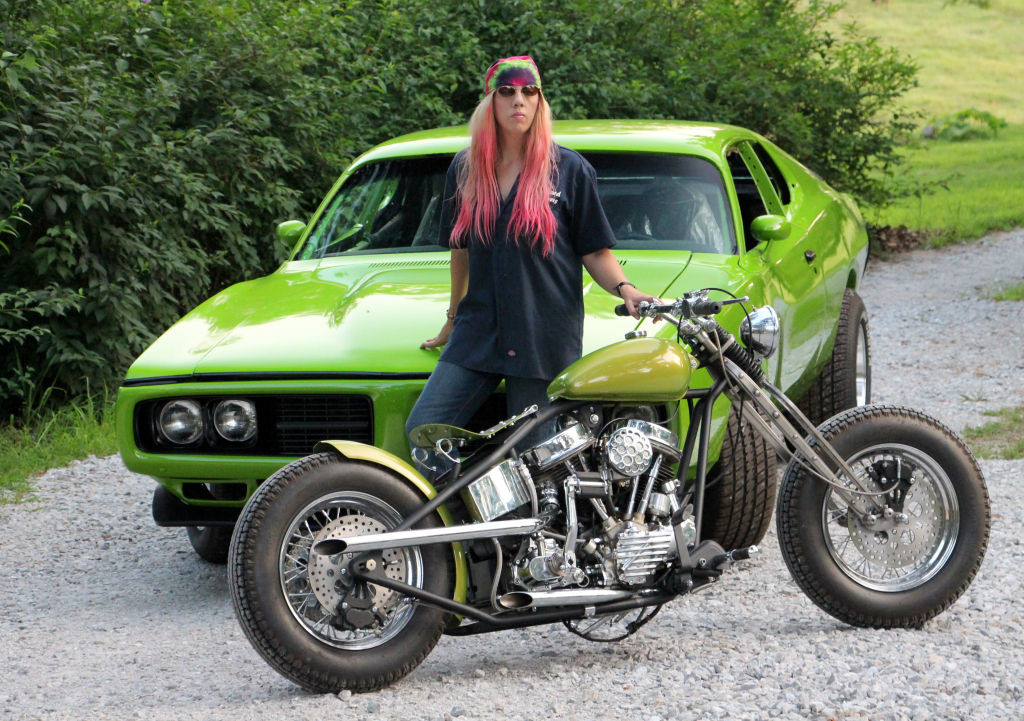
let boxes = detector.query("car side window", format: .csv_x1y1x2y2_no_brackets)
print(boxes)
753,143,791,206
727,142,784,251
727,150,766,251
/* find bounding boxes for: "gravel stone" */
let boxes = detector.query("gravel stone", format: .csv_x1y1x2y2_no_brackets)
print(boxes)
1,229,1022,721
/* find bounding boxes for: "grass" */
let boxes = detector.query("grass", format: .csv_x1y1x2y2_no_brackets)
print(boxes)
963,406,1024,460
992,281,1024,302
0,395,117,504
868,125,1024,242
824,0,1024,242
827,0,1024,125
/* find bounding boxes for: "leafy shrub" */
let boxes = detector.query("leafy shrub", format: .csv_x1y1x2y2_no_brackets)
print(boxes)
925,108,1008,142
0,0,917,417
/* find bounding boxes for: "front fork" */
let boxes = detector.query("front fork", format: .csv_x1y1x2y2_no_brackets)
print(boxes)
717,357,877,520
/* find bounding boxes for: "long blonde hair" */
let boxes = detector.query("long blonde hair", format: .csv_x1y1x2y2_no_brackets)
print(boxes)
449,92,558,256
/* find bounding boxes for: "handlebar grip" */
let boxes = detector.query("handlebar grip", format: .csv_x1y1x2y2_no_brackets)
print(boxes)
614,304,632,317
690,300,723,316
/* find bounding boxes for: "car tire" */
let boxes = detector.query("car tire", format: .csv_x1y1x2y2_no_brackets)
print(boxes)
798,289,872,426
701,402,778,550
185,525,233,564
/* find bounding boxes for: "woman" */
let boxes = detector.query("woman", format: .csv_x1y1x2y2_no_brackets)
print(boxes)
406,56,657,473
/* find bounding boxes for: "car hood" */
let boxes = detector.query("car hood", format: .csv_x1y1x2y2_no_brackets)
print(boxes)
125,252,697,381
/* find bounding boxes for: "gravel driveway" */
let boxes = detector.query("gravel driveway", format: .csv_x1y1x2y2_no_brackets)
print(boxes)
3,230,1023,721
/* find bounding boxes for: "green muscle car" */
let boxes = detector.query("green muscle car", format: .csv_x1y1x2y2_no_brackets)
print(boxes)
115,120,871,562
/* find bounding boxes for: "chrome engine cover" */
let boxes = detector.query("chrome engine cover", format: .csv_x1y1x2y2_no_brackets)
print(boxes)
611,521,681,586
461,459,533,522
523,422,595,470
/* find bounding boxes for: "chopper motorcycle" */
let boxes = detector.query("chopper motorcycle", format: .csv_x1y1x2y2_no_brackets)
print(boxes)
228,290,990,692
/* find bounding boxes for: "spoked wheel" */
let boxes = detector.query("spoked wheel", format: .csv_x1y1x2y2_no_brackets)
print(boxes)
229,453,452,692
821,445,959,592
563,605,661,642
279,491,421,649
777,405,990,628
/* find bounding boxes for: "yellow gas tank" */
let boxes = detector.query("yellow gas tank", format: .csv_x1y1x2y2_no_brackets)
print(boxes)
546,337,694,402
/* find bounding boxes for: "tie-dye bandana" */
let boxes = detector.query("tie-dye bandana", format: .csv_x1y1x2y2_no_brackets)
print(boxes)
483,56,542,95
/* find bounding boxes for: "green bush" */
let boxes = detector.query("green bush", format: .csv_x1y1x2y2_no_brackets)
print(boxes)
926,108,1008,142
0,0,916,417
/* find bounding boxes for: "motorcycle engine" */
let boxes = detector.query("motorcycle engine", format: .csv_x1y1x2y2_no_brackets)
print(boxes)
462,406,692,593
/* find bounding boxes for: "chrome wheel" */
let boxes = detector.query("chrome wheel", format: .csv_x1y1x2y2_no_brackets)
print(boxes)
278,491,422,649
822,443,959,592
855,318,871,406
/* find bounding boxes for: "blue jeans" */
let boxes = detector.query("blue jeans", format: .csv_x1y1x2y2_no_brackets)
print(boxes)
405,361,555,480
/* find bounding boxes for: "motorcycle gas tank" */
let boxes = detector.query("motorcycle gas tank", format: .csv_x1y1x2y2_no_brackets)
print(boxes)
547,337,694,402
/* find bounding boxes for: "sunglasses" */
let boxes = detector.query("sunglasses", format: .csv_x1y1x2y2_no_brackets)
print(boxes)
496,85,540,98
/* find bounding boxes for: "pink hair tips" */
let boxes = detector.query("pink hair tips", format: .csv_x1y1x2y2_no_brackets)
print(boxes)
450,94,558,256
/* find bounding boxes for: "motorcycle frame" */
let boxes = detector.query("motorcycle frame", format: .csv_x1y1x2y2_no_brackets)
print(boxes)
345,378,737,632
347,317,877,632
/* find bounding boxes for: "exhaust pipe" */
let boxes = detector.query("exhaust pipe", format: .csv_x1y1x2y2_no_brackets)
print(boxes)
498,588,634,609
312,518,543,556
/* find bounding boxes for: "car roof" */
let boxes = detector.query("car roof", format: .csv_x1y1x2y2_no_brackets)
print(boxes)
353,120,758,168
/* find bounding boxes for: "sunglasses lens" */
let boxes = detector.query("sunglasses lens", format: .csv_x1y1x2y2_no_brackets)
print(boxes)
496,85,540,97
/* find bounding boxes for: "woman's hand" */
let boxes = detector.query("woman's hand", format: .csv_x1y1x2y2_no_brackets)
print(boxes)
620,284,661,320
420,318,454,349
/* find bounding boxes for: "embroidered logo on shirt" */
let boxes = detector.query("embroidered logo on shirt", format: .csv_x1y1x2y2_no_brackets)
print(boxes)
549,190,562,205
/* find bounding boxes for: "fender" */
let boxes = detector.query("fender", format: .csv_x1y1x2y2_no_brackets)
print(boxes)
313,439,468,604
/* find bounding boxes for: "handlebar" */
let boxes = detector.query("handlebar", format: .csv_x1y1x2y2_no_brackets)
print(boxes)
614,296,728,319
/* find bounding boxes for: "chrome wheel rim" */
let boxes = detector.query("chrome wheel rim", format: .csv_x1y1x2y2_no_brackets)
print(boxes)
855,320,870,406
822,443,959,592
278,491,422,649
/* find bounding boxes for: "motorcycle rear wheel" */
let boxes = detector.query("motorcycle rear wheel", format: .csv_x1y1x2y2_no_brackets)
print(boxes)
228,452,452,693
776,405,989,628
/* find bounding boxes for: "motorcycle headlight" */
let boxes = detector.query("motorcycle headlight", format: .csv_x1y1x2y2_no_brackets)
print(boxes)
158,399,204,445
213,399,257,442
740,306,781,359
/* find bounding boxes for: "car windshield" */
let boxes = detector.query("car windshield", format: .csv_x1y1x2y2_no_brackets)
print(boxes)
296,152,734,259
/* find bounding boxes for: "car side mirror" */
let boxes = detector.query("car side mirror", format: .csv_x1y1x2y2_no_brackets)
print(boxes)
276,220,306,249
750,214,791,242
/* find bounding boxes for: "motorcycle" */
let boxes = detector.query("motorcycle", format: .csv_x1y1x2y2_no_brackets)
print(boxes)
227,289,990,693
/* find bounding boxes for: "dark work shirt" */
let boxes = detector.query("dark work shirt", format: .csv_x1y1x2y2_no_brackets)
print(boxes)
438,145,617,380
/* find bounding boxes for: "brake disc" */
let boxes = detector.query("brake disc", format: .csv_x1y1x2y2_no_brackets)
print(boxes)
306,515,408,622
847,481,943,569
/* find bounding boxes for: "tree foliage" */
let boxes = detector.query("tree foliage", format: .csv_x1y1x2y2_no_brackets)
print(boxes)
0,0,916,415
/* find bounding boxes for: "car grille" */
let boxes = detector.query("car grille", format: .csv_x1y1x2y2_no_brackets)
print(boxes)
134,394,375,456
271,395,374,455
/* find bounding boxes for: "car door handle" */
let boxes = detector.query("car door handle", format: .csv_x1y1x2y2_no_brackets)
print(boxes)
804,250,817,263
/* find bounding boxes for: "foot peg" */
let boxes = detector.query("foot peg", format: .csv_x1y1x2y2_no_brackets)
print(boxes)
710,545,759,568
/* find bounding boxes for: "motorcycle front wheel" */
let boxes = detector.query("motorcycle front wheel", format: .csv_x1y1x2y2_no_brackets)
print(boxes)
776,405,990,628
228,452,452,693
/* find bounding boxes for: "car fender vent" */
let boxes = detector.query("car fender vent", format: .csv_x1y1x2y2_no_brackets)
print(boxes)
367,259,450,270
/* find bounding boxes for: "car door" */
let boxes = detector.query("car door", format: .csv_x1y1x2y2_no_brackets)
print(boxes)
728,140,828,392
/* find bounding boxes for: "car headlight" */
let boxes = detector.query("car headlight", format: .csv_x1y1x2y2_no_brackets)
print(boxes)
740,305,781,359
213,399,257,442
158,400,204,444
